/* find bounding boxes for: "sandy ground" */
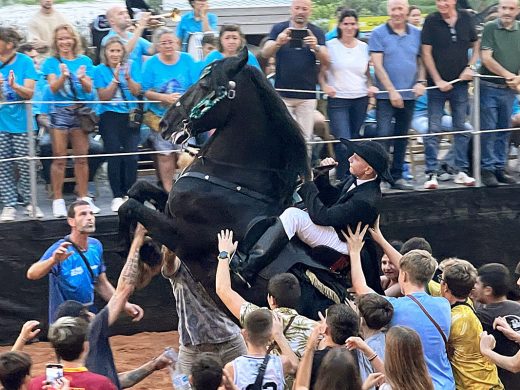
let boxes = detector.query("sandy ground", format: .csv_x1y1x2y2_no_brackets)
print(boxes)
0,331,180,390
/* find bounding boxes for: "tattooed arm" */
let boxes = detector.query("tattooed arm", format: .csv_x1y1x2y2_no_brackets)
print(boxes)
106,224,147,326
118,350,172,388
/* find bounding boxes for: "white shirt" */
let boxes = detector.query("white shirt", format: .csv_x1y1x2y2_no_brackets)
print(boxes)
325,38,369,99
347,175,378,192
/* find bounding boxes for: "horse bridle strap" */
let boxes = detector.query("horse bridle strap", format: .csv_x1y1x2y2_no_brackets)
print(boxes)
178,171,275,204
189,81,236,120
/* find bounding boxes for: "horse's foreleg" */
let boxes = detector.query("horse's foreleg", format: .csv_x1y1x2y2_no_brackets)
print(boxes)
127,181,169,212
118,198,179,252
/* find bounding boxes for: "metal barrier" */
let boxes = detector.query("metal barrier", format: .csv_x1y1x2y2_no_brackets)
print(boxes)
0,74,518,218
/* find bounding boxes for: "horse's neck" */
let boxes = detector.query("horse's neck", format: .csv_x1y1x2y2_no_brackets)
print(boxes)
194,107,290,198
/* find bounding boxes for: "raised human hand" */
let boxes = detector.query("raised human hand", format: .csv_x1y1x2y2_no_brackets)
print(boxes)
342,222,369,255
217,229,238,255
52,242,73,264
18,320,41,343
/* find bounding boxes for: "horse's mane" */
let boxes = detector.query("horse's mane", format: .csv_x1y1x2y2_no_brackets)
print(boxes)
246,66,310,183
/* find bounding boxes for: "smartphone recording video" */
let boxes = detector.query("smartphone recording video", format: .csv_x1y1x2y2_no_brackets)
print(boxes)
46,363,63,385
289,28,309,49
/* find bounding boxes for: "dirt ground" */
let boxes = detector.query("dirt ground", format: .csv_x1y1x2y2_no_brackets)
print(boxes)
0,331,180,390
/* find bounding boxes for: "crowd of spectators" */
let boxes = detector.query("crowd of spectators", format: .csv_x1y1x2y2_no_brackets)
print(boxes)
1,0,520,388
0,0,518,222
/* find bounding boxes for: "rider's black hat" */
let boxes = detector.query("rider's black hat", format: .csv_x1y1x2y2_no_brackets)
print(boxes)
340,138,393,183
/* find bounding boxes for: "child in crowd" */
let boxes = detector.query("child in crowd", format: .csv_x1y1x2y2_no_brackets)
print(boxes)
224,309,296,390
0,351,32,390
354,293,394,386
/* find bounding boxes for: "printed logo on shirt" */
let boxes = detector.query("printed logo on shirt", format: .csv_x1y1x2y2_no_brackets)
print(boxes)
70,266,84,277
158,78,185,94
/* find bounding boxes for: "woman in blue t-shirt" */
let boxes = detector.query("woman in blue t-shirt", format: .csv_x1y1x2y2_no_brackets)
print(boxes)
202,24,261,73
94,37,141,212
41,24,98,218
141,27,198,192
0,27,40,222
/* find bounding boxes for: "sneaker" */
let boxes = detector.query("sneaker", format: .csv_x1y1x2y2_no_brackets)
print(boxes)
391,178,414,191
111,197,126,212
25,204,44,219
481,169,499,187
80,197,101,214
0,206,16,222
454,172,476,187
52,199,67,218
495,170,517,184
423,174,438,190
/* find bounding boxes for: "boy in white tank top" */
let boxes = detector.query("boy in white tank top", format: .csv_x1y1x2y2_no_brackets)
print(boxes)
225,309,298,390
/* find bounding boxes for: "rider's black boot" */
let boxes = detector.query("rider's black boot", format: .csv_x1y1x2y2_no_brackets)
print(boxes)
230,218,289,287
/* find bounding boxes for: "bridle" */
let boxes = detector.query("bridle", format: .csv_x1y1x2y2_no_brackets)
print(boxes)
167,65,237,145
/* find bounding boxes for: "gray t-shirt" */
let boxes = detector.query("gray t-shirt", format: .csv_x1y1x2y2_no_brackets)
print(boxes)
163,263,241,346
357,331,386,389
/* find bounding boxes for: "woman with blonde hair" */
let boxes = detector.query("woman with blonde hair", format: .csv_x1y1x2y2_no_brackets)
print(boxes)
381,326,434,390
41,24,98,217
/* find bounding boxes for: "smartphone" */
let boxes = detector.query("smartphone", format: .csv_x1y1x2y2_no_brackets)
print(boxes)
289,28,309,49
45,363,63,385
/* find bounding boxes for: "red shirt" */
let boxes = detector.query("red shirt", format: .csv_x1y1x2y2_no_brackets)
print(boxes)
28,367,117,390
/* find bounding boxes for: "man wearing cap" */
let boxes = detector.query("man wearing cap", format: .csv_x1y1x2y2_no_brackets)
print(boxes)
230,140,389,292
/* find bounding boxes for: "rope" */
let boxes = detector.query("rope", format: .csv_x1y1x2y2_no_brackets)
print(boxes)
0,126,518,163
305,269,341,304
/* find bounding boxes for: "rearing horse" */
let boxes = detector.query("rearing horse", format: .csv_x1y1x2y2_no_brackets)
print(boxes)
119,48,346,318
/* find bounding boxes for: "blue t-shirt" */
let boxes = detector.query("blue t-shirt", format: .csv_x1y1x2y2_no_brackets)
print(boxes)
141,53,197,116
202,50,261,71
101,30,151,73
513,97,519,116
41,55,95,109
387,292,455,390
269,21,326,99
326,28,337,41
0,53,38,133
93,63,140,114
177,11,218,45
368,23,422,100
40,237,105,322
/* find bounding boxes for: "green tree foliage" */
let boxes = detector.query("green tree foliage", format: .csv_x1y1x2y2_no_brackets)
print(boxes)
312,0,498,20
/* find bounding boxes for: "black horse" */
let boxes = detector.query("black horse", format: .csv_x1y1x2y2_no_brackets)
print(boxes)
119,48,347,319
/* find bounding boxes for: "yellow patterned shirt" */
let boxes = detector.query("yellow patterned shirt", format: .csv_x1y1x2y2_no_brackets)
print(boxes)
449,302,503,390
239,302,317,358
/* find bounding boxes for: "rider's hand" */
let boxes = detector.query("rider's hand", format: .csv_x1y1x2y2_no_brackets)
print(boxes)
320,157,338,167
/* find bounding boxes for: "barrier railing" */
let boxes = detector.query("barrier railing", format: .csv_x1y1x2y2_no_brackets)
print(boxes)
0,73,517,218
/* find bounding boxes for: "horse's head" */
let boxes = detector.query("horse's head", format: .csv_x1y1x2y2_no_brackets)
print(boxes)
160,47,249,142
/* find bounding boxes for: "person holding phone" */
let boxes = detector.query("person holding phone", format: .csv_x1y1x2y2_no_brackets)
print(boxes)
28,316,117,390
262,0,329,153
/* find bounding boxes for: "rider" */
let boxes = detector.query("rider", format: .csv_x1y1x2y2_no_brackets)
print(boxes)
230,139,391,292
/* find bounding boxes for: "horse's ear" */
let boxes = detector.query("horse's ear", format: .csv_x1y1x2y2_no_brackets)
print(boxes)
224,46,249,79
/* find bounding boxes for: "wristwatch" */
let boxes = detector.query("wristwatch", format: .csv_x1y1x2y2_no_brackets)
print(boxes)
218,251,230,260
467,64,477,71
314,44,321,53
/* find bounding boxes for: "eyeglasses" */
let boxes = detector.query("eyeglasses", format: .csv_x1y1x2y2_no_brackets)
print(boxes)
449,26,457,43
438,276,445,284
159,41,176,46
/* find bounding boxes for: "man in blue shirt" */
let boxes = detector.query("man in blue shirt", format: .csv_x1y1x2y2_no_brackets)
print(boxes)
369,0,425,191
26,200,144,323
347,224,455,390
103,5,154,72
177,0,218,51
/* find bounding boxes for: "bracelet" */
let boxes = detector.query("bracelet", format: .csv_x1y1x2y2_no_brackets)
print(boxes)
368,352,378,361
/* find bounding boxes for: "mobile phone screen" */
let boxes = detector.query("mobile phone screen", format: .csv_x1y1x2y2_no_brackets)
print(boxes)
46,364,63,384
289,28,309,49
